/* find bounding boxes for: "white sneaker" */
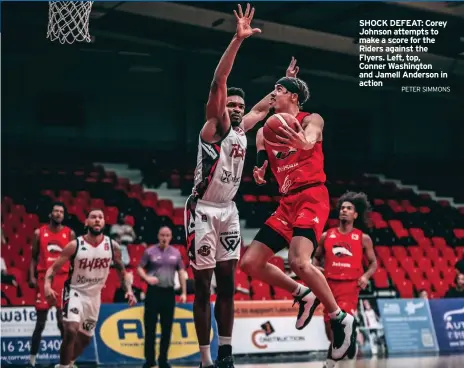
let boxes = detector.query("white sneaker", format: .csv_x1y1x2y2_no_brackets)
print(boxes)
293,289,320,330
330,311,358,360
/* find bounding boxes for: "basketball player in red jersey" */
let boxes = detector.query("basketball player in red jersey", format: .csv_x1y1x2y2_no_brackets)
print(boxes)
313,191,377,368
27,202,75,368
240,77,357,360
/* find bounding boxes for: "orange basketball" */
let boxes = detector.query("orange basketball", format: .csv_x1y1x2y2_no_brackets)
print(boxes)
263,113,300,148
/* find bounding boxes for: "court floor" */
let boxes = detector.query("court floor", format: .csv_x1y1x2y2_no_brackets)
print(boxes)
170,355,463,368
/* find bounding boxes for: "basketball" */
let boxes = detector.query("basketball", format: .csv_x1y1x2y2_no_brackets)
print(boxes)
263,113,300,148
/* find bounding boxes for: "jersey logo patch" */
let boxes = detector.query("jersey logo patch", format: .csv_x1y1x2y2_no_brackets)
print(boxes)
220,235,240,252
272,148,297,160
197,245,211,257
351,234,359,240
332,242,353,257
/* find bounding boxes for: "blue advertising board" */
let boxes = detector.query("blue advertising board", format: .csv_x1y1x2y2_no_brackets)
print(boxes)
0,307,97,365
95,303,218,365
429,298,464,353
377,299,438,354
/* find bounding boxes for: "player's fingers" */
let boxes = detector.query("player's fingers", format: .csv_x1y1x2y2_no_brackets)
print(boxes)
294,66,299,75
244,3,250,18
237,4,244,18
252,28,262,34
249,7,255,21
262,160,268,169
233,10,240,21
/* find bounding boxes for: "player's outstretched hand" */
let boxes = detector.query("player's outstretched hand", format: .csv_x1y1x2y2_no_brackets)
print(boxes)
278,124,311,150
234,3,261,40
126,291,137,307
253,160,268,185
44,286,57,306
286,57,299,78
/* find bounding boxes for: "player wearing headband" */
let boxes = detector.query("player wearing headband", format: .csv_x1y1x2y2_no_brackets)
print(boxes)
241,76,358,361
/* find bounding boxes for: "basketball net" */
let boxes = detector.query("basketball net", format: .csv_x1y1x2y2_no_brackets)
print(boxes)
47,1,94,44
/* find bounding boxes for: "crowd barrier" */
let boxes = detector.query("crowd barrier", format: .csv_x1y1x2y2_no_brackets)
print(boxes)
1,298,462,365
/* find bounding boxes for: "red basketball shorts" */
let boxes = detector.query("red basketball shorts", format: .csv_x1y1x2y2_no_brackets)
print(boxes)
265,184,330,244
36,272,68,311
324,279,360,322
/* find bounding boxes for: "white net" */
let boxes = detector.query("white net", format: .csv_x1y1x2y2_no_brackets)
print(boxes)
47,1,94,44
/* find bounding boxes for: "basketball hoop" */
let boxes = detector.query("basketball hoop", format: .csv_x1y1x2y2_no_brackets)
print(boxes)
47,1,94,44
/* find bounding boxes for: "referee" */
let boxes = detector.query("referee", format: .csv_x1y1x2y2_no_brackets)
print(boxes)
137,226,187,368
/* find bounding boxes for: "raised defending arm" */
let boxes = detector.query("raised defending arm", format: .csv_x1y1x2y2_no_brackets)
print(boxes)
201,4,261,142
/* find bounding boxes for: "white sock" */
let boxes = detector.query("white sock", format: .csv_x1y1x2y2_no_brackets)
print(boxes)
323,359,336,368
292,284,308,297
199,345,213,366
30,355,37,366
219,336,232,346
328,308,342,320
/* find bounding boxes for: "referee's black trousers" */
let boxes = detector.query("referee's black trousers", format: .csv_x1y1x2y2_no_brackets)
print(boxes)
143,285,176,365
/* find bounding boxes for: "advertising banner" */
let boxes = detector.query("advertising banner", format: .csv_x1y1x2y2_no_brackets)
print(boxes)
0,307,97,365
429,298,464,352
377,299,438,354
95,303,218,365
232,301,329,354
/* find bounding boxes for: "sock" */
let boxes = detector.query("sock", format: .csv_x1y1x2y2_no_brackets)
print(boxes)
218,336,232,346
218,336,232,359
323,359,336,368
292,284,308,297
328,308,343,320
30,355,37,366
199,345,213,367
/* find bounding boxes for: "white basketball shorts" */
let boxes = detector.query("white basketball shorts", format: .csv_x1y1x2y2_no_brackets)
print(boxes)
185,196,241,270
62,284,100,336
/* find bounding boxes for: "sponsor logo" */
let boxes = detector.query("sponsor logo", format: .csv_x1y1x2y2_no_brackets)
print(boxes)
220,169,241,184
70,308,79,315
331,261,351,268
404,301,425,316
76,275,105,285
197,245,211,257
99,305,213,359
252,321,304,349
104,243,110,251
351,233,359,240
272,148,297,160
82,319,96,333
78,257,112,271
277,163,298,173
280,175,292,194
47,244,63,253
230,144,245,159
201,215,207,223
219,231,240,252
332,242,353,258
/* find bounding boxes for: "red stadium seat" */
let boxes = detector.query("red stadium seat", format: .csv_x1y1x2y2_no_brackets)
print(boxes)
273,287,292,300
373,268,389,288
250,280,271,300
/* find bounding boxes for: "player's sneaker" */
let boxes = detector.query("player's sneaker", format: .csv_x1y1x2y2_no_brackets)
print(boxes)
293,288,321,330
215,355,235,368
330,311,358,360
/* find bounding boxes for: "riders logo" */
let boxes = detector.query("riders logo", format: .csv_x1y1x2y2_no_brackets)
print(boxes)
332,242,353,258
197,245,211,257
220,235,240,252
82,319,96,333
272,148,297,160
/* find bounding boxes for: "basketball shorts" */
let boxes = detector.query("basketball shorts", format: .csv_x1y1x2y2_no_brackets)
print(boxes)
62,285,100,336
263,184,330,251
324,279,360,322
185,196,241,270
36,272,68,311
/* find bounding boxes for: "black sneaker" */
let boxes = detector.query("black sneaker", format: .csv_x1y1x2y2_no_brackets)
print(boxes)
293,288,321,330
330,311,357,360
158,360,171,368
215,355,235,368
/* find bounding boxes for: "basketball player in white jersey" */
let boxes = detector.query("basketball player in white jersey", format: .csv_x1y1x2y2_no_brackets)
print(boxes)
44,209,137,368
185,4,311,368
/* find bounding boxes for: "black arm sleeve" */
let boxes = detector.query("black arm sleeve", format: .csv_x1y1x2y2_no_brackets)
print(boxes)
257,150,268,167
